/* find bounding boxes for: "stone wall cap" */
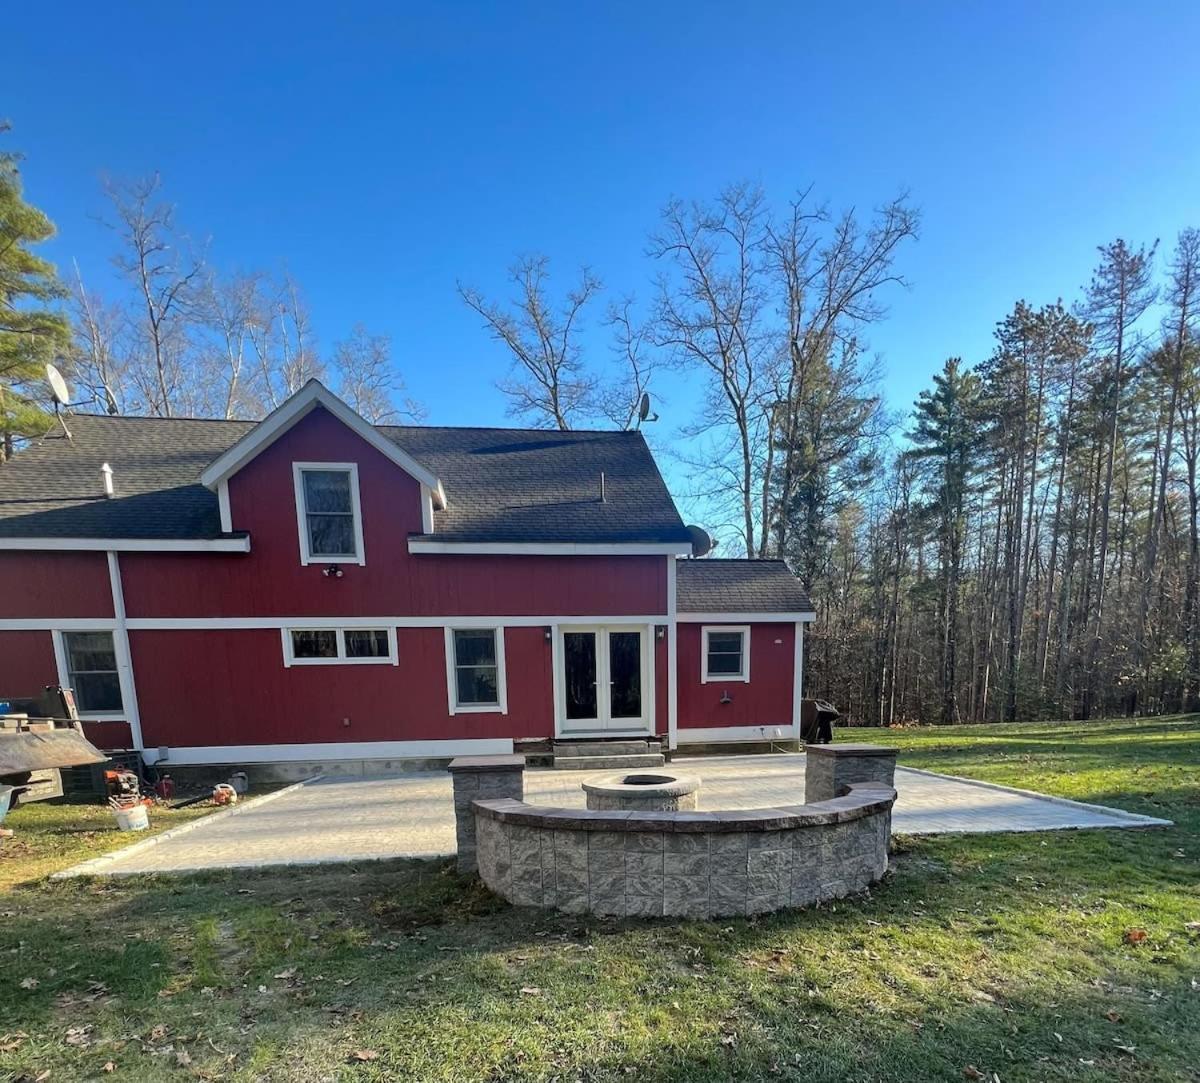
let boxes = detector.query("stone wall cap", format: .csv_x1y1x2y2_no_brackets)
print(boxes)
448,754,527,773
806,743,899,758
471,783,896,833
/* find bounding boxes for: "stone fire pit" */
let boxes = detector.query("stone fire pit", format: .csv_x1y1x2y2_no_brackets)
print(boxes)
582,771,700,812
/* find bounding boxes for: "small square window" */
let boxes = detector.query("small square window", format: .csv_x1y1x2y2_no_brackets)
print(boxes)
702,626,750,682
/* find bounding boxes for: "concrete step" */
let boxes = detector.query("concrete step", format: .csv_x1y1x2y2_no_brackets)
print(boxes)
553,753,666,771
552,740,661,758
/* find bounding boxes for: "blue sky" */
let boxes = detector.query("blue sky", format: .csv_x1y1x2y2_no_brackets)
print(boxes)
5,2,1200,518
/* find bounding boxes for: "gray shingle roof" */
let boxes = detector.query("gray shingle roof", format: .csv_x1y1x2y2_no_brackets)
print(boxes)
677,559,814,613
0,412,691,545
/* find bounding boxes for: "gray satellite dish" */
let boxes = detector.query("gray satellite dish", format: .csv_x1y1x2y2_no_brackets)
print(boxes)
46,363,70,406
44,363,73,440
103,384,120,416
636,392,659,428
686,525,715,557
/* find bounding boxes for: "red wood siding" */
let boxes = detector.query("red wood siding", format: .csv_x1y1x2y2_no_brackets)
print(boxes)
118,407,666,619
131,626,555,749
0,553,113,618
0,630,131,748
676,623,794,729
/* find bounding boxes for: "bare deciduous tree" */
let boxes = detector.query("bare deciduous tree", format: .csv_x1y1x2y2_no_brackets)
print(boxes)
459,256,601,429
331,323,422,424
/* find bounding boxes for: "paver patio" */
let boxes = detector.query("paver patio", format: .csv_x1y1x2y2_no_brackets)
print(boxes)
59,753,1171,876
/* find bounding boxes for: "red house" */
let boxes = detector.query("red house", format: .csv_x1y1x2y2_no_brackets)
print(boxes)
0,382,814,770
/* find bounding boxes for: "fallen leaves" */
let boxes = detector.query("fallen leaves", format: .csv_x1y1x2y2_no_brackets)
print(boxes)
962,1067,983,1080
1123,928,1148,945
348,1049,380,1063
519,986,542,996
1105,1009,1122,1023
18,977,38,990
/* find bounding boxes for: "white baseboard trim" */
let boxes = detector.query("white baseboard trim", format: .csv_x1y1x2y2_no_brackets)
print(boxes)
675,725,795,744
147,738,515,765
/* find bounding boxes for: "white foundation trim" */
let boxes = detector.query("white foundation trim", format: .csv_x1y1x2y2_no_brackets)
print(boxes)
675,725,796,744
408,540,692,556
0,537,250,552
146,737,513,766
679,611,816,623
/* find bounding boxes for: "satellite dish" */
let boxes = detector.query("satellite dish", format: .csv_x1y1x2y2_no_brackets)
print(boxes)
636,392,659,428
46,363,70,407
103,385,120,416
686,524,715,557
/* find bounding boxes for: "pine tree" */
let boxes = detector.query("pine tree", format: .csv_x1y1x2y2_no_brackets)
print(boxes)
0,124,70,460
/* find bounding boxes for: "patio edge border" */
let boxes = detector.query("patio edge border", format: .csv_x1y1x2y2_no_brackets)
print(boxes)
50,775,324,879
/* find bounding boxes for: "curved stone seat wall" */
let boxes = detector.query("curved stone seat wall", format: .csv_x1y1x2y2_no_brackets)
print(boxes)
472,783,895,919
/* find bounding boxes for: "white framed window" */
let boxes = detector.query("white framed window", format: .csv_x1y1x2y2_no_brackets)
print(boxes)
444,627,508,714
701,625,751,683
281,627,397,666
55,630,125,716
293,462,366,566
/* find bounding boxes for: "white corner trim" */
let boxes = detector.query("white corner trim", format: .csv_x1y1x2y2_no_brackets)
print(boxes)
666,555,678,752
792,620,804,741
675,725,796,744
408,540,693,556
217,481,232,533
280,626,398,667
678,611,815,623
292,462,367,566
700,624,751,683
0,537,250,553
146,737,514,766
419,484,435,534
107,552,145,752
444,625,508,715
199,378,443,496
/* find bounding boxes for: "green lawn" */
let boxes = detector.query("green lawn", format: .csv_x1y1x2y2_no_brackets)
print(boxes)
1,718,1198,1082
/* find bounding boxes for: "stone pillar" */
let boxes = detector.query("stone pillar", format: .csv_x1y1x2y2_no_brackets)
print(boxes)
804,743,898,804
447,754,525,874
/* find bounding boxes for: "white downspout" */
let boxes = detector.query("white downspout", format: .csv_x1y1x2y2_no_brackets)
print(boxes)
667,555,678,751
791,620,805,742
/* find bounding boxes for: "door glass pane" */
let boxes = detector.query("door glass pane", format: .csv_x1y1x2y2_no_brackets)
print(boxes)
564,632,597,720
608,631,642,719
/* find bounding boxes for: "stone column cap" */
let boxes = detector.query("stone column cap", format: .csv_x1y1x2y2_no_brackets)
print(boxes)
448,754,527,773
806,743,898,758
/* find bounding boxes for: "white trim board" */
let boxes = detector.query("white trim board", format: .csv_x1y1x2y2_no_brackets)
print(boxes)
666,554,678,751
408,540,692,556
678,612,816,623
675,725,797,744
199,379,444,499
0,537,250,553
146,738,513,766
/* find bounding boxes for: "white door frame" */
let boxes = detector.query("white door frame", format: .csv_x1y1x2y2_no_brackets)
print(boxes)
553,623,654,738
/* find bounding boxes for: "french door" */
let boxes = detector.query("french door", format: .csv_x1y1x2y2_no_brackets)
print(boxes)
558,625,651,735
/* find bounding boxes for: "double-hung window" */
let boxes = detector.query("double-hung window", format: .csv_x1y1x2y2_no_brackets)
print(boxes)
445,627,507,714
293,463,365,565
701,625,751,683
61,631,124,714
283,627,396,666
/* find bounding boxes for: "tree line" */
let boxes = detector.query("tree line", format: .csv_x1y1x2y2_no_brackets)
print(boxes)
5,125,1199,723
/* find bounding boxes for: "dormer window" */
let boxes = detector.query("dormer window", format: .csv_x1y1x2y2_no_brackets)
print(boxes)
293,462,365,565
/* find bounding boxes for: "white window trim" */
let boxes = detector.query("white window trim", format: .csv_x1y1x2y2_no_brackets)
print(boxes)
444,626,508,715
701,624,751,683
292,462,366,566
281,627,398,666
53,628,126,720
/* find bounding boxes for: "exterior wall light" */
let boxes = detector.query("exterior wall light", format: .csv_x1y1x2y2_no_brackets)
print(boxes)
322,565,345,579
